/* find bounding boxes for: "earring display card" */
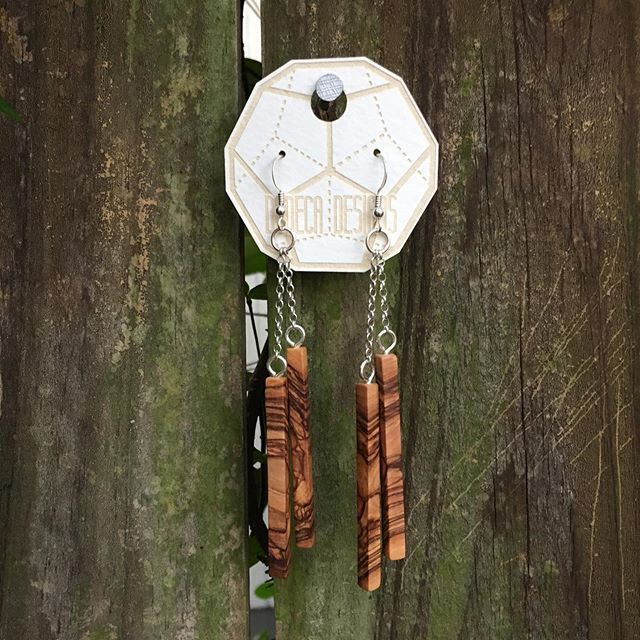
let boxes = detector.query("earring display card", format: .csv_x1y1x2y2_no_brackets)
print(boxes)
225,57,438,272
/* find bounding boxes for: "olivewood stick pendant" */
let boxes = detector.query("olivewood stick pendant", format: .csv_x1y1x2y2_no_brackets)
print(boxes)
265,375,291,578
356,382,382,591
355,149,406,590
286,345,315,547
375,353,406,560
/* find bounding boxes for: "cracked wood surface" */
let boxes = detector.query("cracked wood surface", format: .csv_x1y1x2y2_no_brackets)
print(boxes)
263,1,640,638
0,2,248,639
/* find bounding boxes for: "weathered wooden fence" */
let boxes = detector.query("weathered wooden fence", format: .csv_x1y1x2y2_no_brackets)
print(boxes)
2,1,639,639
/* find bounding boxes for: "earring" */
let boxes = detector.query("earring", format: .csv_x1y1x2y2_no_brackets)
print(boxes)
356,149,406,591
265,151,315,580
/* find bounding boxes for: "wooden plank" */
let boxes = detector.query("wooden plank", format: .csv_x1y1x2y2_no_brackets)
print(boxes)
266,375,291,578
375,353,406,561
287,346,316,548
265,0,640,638
0,2,248,638
356,382,382,591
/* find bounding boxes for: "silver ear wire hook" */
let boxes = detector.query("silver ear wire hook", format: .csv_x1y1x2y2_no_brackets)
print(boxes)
372,149,387,224
373,148,387,196
270,149,292,246
272,150,287,215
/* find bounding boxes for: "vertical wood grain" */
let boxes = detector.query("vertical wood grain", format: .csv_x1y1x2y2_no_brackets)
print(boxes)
0,2,248,638
264,1,640,638
375,353,406,561
356,382,382,592
266,375,292,579
287,345,316,548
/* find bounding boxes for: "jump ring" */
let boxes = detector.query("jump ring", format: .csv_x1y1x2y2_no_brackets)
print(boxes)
365,228,390,254
359,360,375,384
271,228,295,252
278,247,291,264
267,354,287,377
377,328,397,354
285,322,306,348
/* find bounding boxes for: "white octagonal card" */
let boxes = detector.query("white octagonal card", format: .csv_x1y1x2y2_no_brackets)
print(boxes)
225,57,438,272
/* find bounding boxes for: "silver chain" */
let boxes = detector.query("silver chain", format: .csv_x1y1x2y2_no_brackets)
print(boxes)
360,253,381,383
284,262,298,327
282,257,306,349
377,254,391,334
269,257,287,376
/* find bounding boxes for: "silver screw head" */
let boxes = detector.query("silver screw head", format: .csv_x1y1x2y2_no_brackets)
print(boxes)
315,73,344,102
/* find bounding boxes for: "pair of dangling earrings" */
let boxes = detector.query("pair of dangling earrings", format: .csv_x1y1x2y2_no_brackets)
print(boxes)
264,149,406,592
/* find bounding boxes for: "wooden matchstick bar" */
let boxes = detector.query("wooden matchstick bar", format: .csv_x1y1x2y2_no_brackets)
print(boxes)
375,353,406,561
286,346,315,548
266,375,291,578
356,382,382,591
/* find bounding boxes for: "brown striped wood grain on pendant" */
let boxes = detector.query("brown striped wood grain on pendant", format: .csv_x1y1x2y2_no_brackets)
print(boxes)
265,375,291,579
286,346,315,548
355,382,382,591
375,353,407,561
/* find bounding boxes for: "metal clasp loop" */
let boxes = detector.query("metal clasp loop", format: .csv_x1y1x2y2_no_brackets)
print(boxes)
365,228,390,254
271,228,295,252
267,354,287,377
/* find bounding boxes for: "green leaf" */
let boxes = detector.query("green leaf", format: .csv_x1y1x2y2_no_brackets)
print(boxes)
247,535,263,568
255,579,274,600
255,632,272,640
0,97,21,122
243,58,263,97
252,448,266,465
244,229,266,275
248,282,267,300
